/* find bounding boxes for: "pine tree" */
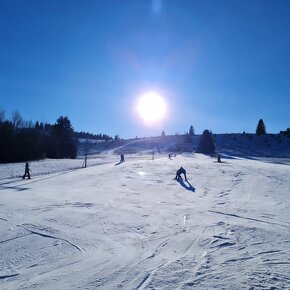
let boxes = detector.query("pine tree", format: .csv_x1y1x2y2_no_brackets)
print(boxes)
256,119,266,136
280,128,290,138
196,129,216,154
35,121,40,130
189,125,195,136
11,111,23,129
161,130,165,137
49,116,77,159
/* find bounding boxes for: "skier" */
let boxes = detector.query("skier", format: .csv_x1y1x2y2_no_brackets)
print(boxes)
22,162,31,179
120,154,125,162
174,167,187,181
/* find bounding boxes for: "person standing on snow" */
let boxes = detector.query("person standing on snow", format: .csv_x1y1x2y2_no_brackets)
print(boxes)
22,162,31,179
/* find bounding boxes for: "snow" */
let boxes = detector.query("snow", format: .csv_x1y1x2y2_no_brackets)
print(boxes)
1,140,290,289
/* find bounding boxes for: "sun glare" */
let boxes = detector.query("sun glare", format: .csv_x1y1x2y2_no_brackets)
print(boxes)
136,92,167,125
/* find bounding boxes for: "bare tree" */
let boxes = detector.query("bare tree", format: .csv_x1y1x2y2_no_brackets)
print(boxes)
11,111,24,128
0,109,5,122
23,120,34,128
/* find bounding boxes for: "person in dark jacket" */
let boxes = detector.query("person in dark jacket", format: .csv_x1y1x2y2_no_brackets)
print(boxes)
174,166,187,181
22,162,31,179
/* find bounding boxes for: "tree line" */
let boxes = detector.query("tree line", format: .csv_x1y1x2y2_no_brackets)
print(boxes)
75,131,113,141
0,110,113,163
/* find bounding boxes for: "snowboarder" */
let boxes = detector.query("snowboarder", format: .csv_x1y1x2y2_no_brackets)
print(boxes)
120,154,125,162
22,162,31,179
174,167,187,181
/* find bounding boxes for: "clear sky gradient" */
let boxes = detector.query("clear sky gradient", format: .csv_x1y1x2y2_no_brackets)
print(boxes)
0,0,289,138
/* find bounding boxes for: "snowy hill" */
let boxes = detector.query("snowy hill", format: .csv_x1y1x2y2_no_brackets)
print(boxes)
215,133,290,158
0,147,290,289
78,133,290,159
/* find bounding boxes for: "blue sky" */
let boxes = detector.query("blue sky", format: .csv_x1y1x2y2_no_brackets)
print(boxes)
0,0,289,138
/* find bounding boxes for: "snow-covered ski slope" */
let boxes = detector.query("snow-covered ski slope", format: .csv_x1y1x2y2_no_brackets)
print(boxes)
78,133,290,159
1,144,290,289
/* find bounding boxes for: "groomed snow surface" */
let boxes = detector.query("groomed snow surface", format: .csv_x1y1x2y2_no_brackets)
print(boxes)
1,152,290,289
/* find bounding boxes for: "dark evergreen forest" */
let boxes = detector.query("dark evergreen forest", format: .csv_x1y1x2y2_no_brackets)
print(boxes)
0,111,112,163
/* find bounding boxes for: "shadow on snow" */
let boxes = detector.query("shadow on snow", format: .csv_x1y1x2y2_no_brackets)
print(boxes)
177,178,195,192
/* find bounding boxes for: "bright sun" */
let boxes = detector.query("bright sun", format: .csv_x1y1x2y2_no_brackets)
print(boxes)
136,92,167,125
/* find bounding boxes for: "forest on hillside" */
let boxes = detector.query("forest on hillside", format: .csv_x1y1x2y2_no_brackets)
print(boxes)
0,110,113,163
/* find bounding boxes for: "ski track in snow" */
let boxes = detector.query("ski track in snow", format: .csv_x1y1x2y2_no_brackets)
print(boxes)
0,152,290,289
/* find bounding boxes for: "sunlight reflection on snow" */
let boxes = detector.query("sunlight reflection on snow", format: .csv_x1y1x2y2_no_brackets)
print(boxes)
137,171,146,176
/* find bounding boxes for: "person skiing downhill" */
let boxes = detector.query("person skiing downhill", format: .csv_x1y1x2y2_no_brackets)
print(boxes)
174,167,187,181
22,162,31,179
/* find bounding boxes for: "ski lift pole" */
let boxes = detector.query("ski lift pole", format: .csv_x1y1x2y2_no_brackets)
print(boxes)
84,154,87,168
82,154,88,168
211,131,220,162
